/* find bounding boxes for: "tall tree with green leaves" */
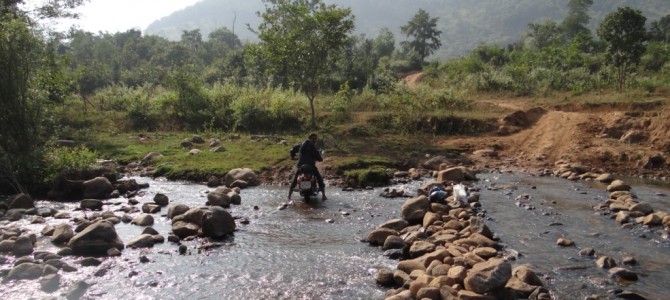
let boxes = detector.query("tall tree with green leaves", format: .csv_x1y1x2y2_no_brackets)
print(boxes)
561,0,593,42
0,0,84,192
597,7,647,90
255,0,354,128
400,9,442,65
650,14,670,43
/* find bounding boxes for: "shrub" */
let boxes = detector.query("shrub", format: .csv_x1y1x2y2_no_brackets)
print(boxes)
344,166,391,188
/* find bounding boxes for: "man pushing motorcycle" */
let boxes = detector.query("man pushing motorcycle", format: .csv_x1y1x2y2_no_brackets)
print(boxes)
288,133,327,201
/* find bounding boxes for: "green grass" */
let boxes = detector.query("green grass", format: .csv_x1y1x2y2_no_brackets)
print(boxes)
88,132,296,180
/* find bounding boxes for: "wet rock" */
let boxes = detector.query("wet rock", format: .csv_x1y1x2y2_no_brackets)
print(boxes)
172,221,200,239
142,227,159,235
401,195,430,224
609,267,638,281
578,247,596,257
127,234,155,249
78,257,102,267
417,286,441,300
643,214,662,226
167,204,190,219
376,268,397,287
8,193,34,209
207,188,232,208
12,236,33,257
606,180,631,193
121,214,132,223
178,245,187,255
140,152,163,166
153,193,169,206
13,256,34,266
132,214,154,226
457,290,496,300
201,207,236,238
622,255,637,266
229,180,248,189
629,202,653,215
367,228,399,246
512,265,543,286
57,248,73,256
223,168,259,187
83,177,114,199
409,241,436,258
7,262,43,280
67,220,125,255
379,219,410,232
80,199,103,210
436,166,477,182
106,248,121,257
463,258,512,294
207,176,220,187
51,224,74,245
40,273,61,292
596,256,617,269
556,238,574,247
53,211,71,219
141,203,160,214
383,235,406,251
174,208,206,226
613,290,648,299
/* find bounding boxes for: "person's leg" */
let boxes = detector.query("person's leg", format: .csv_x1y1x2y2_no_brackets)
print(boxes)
288,169,299,199
313,168,327,200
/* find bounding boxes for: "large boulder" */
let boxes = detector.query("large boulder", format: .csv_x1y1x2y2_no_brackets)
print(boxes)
401,196,431,224
223,168,259,187
437,166,477,182
127,234,155,248
167,204,190,219
463,258,512,294
132,214,155,226
7,263,44,280
207,188,232,208
67,220,124,255
8,193,34,209
82,177,114,199
367,228,399,246
80,199,103,210
153,193,169,206
172,221,200,239
13,236,34,256
51,224,74,245
201,207,236,238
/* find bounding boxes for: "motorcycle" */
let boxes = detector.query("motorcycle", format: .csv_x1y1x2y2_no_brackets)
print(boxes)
296,164,320,202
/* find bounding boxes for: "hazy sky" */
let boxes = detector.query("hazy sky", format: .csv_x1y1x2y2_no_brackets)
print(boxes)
29,0,202,33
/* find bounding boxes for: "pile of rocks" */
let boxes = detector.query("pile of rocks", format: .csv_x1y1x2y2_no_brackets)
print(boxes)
367,166,550,300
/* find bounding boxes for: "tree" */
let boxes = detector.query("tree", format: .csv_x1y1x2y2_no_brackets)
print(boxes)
649,14,670,43
400,9,442,64
597,7,647,90
255,0,354,128
526,20,563,49
561,0,593,42
0,0,84,193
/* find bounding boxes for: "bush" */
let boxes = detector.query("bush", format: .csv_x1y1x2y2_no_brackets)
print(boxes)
344,166,391,188
43,146,97,184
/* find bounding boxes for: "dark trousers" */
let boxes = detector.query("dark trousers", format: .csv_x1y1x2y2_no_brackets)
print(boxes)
290,164,325,191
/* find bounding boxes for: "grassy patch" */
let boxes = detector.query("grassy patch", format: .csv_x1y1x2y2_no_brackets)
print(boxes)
343,166,391,188
88,132,295,180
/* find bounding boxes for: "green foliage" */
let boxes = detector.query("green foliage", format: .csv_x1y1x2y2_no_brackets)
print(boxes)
330,82,354,122
597,7,647,90
561,0,593,41
344,166,390,188
401,9,442,64
255,0,355,128
43,146,97,182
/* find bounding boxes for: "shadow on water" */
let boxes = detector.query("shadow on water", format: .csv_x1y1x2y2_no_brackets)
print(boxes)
2,174,669,299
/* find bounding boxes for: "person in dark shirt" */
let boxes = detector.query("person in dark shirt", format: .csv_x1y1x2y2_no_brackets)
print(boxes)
288,133,327,200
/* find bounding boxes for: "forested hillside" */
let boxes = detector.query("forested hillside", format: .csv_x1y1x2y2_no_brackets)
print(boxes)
145,0,670,58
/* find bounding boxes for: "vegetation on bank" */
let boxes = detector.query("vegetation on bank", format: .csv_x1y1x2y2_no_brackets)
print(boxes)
1,0,669,194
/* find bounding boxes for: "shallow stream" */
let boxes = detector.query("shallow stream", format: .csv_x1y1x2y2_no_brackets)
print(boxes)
1,173,669,299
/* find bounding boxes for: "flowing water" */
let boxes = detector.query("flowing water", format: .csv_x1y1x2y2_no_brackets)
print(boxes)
1,173,669,299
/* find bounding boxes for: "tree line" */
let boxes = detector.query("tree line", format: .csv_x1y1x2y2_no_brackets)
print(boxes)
1,0,669,193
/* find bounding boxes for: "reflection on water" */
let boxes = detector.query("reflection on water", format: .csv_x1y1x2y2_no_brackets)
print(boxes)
1,174,669,299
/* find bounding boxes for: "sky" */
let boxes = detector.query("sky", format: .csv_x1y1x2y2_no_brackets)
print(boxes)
28,0,203,33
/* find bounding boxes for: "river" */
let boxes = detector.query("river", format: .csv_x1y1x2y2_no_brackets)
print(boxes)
1,173,669,299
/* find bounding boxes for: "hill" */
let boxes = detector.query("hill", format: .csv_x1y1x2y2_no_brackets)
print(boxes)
146,0,670,58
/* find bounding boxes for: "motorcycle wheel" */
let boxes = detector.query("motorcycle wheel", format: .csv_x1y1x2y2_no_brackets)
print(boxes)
303,193,310,202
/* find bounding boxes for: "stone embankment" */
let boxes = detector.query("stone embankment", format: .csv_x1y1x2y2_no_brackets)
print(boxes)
367,166,552,300
367,158,669,299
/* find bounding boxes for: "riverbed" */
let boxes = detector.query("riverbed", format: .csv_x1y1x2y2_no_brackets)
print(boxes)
1,173,669,299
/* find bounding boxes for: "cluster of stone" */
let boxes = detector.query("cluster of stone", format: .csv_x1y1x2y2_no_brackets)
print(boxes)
553,161,670,287
367,166,550,300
